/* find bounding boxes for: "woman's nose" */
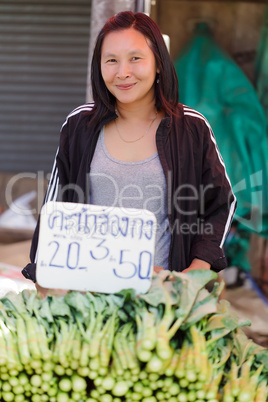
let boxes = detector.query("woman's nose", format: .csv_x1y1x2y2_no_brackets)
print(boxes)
117,62,131,79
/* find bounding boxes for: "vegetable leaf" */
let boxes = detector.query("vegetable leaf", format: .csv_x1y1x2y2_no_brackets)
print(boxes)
180,287,218,329
49,295,72,318
172,270,217,322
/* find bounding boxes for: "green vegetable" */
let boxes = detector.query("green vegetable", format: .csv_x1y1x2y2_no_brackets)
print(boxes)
0,270,267,401
112,381,129,396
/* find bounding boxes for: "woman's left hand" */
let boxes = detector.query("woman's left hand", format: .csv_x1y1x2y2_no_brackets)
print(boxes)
182,258,211,273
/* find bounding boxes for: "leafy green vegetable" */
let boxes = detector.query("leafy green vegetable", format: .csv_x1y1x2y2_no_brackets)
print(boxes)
0,269,267,401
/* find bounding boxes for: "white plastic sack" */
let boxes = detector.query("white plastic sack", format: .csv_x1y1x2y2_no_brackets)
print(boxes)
0,191,37,230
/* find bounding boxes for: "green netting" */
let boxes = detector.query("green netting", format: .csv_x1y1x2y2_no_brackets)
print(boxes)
174,23,268,237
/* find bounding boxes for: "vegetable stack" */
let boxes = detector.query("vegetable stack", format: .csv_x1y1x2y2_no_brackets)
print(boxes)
0,269,267,402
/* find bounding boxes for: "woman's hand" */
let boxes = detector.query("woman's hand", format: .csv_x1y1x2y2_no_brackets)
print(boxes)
154,266,164,274
35,282,69,299
182,258,211,273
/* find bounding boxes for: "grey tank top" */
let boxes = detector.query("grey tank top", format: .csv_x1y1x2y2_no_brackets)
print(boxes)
89,127,171,270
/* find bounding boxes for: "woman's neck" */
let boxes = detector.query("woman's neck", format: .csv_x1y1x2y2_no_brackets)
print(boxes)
115,99,157,122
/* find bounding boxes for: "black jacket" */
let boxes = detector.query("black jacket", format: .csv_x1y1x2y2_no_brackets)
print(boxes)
22,103,236,282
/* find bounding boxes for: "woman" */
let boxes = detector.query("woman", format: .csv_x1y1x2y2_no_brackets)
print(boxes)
22,11,236,288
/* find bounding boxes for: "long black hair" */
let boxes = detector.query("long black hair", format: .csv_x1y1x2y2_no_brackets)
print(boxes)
89,11,179,131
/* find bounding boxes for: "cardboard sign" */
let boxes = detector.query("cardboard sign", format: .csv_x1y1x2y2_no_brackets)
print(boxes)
36,202,157,294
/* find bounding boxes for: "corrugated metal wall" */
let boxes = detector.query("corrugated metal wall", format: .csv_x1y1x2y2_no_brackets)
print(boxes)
0,0,91,173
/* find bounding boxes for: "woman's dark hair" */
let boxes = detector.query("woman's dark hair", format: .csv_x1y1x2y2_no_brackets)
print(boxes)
90,11,179,130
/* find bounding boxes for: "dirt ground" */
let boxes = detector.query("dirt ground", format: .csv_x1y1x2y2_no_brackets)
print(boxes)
225,286,268,348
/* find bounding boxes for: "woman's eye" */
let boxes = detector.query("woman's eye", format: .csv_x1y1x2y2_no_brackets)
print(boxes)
107,59,117,63
131,57,140,61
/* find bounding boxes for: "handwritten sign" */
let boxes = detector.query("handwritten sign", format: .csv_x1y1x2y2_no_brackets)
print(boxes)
36,201,157,294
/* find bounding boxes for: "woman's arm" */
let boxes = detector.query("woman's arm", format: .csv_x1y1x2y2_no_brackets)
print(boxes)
21,119,70,283
188,117,237,271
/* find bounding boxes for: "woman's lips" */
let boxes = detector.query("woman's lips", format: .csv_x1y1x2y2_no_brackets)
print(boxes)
116,83,136,90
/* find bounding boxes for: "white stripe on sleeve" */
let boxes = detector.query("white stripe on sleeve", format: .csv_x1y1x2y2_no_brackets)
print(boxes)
34,151,60,264
45,147,59,203
183,106,237,249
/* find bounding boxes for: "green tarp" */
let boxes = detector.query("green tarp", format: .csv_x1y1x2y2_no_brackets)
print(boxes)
256,5,268,122
174,23,268,238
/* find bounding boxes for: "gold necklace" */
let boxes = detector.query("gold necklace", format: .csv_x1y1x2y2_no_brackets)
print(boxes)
114,111,158,143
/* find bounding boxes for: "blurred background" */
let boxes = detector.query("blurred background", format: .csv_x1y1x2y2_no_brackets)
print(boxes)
0,0,267,345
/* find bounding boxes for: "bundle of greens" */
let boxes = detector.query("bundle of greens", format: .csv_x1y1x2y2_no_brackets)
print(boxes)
0,269,267,402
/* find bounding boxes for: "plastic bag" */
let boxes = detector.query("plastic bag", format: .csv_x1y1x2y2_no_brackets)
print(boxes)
0,191,37,230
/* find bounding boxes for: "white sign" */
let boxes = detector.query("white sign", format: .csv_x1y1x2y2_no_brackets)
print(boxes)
36,202,157,294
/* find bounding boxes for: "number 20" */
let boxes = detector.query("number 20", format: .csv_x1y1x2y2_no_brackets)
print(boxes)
48,240,84,270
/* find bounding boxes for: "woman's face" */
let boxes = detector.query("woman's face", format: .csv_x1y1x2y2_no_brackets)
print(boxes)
101,27,159,108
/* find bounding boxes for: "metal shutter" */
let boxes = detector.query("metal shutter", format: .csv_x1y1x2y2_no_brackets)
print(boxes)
0,0,91,173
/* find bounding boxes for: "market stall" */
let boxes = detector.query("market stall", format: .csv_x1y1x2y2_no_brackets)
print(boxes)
0,3,268,401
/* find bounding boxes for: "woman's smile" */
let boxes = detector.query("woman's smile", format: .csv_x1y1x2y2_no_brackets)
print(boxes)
116,83,137,90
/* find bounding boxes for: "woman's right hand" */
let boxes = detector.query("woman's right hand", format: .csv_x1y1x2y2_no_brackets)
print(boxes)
154,266,164,274
35,282,68,298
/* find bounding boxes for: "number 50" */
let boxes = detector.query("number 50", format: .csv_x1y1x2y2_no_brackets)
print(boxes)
113,250,152,280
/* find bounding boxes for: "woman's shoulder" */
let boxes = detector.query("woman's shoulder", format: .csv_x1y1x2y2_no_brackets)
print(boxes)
181,104,209,126
174,104,215,147
61,102,95,130
179,103,213,135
